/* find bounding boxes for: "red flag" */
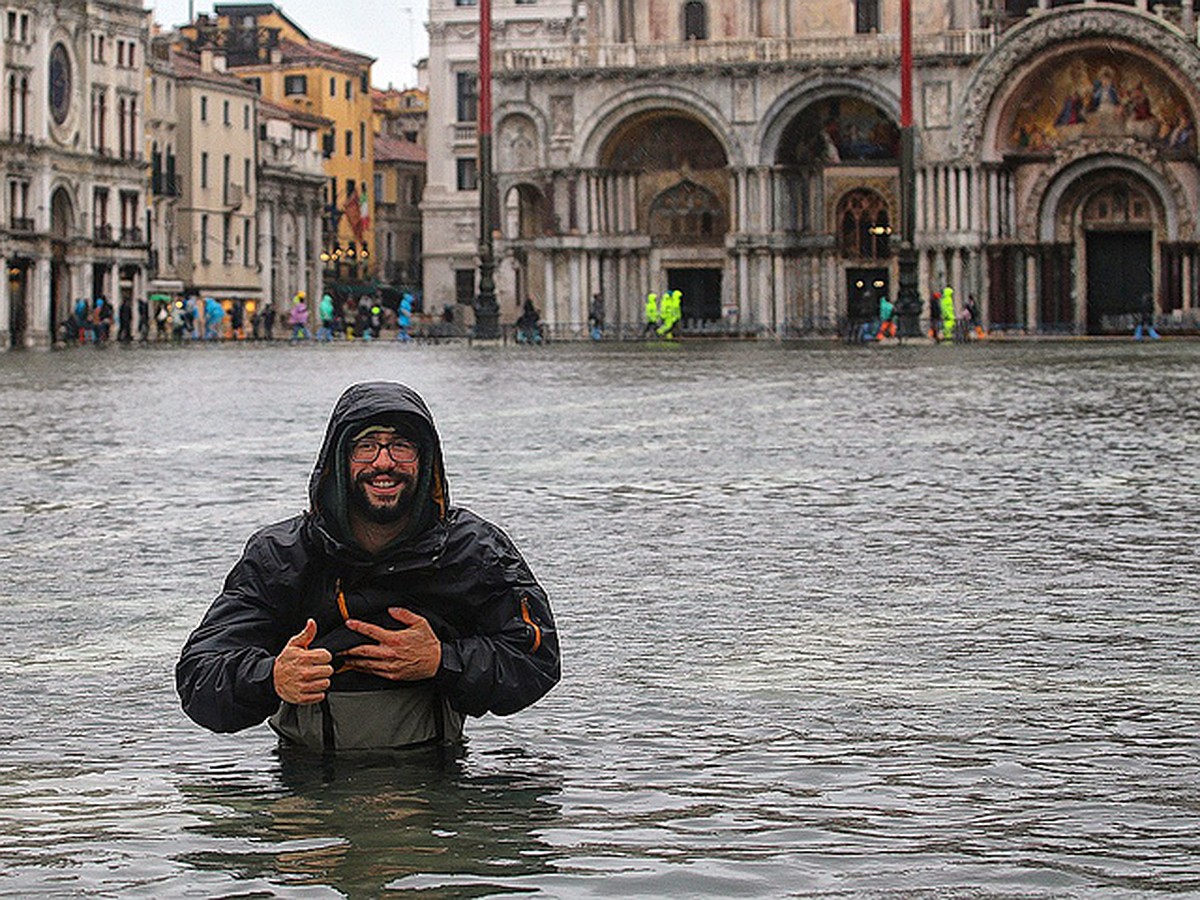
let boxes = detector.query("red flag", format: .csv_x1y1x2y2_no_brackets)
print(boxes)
343,184,361,234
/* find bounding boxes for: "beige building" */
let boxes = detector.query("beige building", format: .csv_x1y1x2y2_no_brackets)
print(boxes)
145,31,184,307
1,0,149,347
168,46,260,310
181,4,377,296
426,0,1200,337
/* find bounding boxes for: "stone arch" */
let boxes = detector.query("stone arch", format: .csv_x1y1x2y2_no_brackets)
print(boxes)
496,107,544,172
49,184,75,239
757,77,903,167
595,108,729,238
774,96,900,168
961,8,1200,160
598,110,728,172
1029,144,1189,242
502,181,549,240
575,86,741,169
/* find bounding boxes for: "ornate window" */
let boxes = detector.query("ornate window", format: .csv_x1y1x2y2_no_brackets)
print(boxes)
1083,185,1152,227
683,1,707,40
649,180,724,242
838,189,891,259
855,0,880,33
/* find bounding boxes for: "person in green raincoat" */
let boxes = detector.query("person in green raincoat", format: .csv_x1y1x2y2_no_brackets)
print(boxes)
940,287,956,343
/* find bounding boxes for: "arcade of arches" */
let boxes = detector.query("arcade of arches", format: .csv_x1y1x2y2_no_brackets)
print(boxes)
493,16,1200,337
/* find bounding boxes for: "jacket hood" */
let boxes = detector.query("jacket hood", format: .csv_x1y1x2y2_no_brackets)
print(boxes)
308,382,449,555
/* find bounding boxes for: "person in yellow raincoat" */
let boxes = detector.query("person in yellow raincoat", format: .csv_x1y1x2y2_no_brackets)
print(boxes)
658,290,682,340
940,286,956,343
643,292,660,337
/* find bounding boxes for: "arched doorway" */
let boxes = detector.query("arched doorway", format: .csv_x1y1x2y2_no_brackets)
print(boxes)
599,111,729,326
1079,178,1157,334
649,180,725,322
503,182,549,311
774,94,900,328
8,259,29,348
50,187,74,343
991,44,1198,332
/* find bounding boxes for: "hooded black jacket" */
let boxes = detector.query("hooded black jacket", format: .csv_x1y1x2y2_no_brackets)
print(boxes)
176,382,560,737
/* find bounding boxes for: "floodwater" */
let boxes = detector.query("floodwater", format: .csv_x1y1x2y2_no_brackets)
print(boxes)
0,338,1197,898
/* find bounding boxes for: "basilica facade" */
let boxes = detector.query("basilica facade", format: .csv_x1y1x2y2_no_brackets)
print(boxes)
428,0,1200,336
1,0,148,347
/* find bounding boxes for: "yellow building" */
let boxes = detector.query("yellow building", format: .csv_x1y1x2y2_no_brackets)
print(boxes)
181,4,375,288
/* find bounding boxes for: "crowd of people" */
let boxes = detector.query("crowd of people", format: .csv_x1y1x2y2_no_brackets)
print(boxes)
63,283,1167,347
62,290,434,345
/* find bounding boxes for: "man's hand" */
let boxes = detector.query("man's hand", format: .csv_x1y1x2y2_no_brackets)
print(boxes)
341,607,442,681
273,618,334,704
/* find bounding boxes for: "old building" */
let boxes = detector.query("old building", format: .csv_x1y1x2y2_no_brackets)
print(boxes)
1,0,149,347
372,84,427,306
181,4,377,299
148,40,260,312
372,132,426,305
145,29,184,307
256,97,327,315
426,0,1200,337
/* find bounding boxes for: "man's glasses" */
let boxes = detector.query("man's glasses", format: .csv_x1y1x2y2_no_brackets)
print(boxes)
349,437,419,464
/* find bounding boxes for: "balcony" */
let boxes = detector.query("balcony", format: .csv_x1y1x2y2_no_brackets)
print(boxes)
93,224,114,244
452,123,477,146
9,216,34,233
498,31,996,75
224,182,243,208
152,172,183,197
120,227,144,246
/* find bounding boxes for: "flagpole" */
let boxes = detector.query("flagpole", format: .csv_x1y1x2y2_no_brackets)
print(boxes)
896,0,920,338
475,0,499,339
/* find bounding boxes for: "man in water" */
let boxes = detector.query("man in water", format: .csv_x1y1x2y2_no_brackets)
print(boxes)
177,381,560,753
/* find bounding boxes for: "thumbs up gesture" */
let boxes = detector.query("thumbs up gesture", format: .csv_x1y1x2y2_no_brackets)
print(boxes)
272,619,334,705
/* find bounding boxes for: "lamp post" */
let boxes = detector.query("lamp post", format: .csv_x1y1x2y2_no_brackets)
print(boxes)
474,0,500,339
896,0,922,338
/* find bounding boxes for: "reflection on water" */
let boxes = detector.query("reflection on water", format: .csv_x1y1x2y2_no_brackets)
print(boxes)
0,340,1198,896
179,750,563,897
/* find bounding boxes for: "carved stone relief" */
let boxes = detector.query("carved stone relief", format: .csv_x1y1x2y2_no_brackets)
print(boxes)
499,116,539,171
551,96,573,140
923,82,951,130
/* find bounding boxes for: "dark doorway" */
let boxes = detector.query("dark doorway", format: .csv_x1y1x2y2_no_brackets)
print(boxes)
8,261,28,348
1086,231,1151,333
667,268,722,323
846,267,889,325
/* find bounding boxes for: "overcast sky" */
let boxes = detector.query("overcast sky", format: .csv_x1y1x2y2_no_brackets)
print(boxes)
145,0,430,90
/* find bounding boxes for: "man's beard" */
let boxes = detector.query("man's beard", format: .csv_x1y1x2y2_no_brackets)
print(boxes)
349,472,417,524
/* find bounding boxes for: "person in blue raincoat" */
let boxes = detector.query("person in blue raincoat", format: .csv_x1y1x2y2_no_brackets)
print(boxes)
203,297,225,340
396,292,414,342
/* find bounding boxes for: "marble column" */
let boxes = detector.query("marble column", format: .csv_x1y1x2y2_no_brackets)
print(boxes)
1025,251,1038,331
543,252,556,328
0,256,10,349
569,250,582,331
32,257,51,346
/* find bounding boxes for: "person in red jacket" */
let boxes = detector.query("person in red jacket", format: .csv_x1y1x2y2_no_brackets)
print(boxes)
176,381,560,753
